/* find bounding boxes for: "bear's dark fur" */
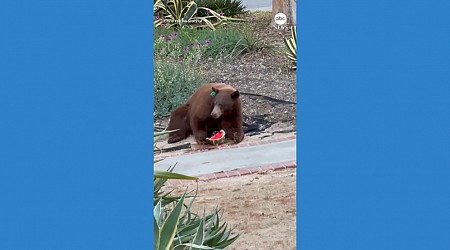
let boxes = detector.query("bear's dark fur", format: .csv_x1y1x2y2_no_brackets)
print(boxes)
167,83,245,144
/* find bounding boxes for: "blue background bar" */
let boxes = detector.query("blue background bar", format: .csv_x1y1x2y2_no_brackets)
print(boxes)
298,0,450,249
0,1,153,249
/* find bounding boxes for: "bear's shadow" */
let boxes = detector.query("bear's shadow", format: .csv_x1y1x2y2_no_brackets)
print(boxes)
242,114,273,136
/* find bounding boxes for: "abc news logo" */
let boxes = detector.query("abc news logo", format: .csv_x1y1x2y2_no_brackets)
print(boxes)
274,13,287,25
274,13,290,30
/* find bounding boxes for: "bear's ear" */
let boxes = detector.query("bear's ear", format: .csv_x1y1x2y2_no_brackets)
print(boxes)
212,87,219,94
231,90,240,99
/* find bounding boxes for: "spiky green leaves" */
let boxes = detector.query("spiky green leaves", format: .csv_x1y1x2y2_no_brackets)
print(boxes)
154,0,243,30
284,26,297,69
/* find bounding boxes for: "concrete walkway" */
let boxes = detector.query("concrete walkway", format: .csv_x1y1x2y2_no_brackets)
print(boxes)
154,139,296,176
244,0,272,11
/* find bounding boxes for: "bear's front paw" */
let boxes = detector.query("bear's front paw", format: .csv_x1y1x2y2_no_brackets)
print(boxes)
196,139,207,145
168,135,183,144
194,136,207,145
233,132,244,143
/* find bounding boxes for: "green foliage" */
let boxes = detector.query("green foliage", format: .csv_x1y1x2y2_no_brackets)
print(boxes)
154,166,197,206
204,24,273,59
154,29,209,63
173,207,239,249
195,0,248,17
154,60,204,118
154,0,199,29
154,0,242,30
154,192,186,250
153,167,240,249
153,27,209,119
284,26,297,69
154,25,270,61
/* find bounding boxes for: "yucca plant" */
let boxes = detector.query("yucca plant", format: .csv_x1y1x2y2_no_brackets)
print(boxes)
153,167,240,249
284,26,297,69
154,0,242,30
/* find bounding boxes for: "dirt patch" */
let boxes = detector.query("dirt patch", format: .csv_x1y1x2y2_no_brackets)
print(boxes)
168,168,296,250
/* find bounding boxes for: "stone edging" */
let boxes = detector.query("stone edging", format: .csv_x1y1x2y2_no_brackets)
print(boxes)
164,160,296,187
154,135,296,162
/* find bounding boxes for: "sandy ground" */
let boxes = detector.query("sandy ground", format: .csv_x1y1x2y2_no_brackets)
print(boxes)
168,168,296,250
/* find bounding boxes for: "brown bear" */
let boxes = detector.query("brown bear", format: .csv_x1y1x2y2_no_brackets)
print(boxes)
167,83,245,145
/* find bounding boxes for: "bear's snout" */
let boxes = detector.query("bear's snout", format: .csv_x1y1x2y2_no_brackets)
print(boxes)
211,105,222,119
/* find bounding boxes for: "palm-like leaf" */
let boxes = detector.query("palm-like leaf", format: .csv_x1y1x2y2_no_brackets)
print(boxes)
284,26,297,69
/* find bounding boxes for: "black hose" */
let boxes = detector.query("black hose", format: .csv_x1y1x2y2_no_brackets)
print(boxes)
240,92,296,105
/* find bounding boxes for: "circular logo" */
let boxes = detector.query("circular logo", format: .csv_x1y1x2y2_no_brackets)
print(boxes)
274,13,287,25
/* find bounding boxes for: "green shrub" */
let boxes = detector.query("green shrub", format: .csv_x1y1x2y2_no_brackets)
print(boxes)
195,0,248,17
154,28,210,63
154,60,204,118
203,24,273,59
154,25,271,60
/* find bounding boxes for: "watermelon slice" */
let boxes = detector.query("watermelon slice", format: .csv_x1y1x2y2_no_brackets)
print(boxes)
206,129,226,145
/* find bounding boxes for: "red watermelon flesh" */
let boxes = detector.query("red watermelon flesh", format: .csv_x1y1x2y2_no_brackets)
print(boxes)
210,130,225,140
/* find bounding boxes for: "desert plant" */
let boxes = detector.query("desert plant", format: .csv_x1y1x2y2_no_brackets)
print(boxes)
284,26,297,69
154,60,204,118
154,190,190,250
154,0,241,30
173,207,239,249
154,165,197,205
203,24,273,59
195,0,248,17
153,167,240,249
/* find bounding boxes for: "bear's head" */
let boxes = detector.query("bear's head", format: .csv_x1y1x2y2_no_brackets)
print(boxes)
210,86,240,119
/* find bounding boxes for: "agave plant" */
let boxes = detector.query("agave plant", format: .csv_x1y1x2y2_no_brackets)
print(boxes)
173,207,239,249
153,167,240,249
284,26,297,69
154,165,197,206
154,0,242,30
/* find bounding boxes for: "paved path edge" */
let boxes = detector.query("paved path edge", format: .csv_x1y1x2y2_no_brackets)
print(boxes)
155,135,296,162
164,160,296,187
